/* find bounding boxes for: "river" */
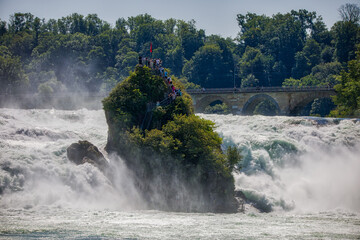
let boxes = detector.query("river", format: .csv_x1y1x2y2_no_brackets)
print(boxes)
0,108,359,239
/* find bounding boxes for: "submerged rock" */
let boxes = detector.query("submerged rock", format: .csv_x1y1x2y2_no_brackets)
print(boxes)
67,140,109,172
235,190,267,213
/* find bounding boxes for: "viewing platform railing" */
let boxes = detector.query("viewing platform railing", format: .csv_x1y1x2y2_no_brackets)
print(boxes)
186,86,335,94
0,86,335,99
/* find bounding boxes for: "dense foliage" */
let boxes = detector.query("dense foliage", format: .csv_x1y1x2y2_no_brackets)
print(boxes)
330,46,360,118
253,99,279,116
310,98,336,117
103,66,239,212
0,7,358,91
204,103,230,114
1,4,359,116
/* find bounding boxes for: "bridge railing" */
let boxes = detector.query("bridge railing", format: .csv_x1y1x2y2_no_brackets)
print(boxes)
186,86,335,94
1,87,335,98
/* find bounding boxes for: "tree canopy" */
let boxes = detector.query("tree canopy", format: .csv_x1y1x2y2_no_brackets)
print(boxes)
330,45,360,118
1,4,360,116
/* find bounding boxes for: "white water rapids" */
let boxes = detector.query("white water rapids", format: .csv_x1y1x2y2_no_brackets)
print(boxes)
200,114,360,213
0,108,359,239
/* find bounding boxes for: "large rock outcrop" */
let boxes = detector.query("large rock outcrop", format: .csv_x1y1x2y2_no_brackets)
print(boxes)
102,65,240,213
67,140,109,172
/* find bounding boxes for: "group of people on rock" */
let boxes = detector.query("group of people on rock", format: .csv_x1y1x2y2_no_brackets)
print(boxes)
138,56,182,102
139,56,162,71
165,75,182,100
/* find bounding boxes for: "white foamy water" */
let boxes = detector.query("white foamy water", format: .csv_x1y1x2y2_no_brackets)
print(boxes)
0,109,359,239
0,108,143,211
200,114,360,213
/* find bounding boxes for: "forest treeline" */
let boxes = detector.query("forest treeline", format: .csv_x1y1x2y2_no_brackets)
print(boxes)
0,4,359,116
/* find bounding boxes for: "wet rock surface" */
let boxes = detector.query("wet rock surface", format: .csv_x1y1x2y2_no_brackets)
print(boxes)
67,140,109,172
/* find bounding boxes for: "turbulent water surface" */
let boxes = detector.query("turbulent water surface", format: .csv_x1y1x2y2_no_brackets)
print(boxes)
0,108,359,239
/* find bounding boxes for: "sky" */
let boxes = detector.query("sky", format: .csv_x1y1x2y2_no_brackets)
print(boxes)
0,0,359,38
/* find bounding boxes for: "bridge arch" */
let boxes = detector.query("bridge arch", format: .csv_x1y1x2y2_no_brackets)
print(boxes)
290,95,334,116
187,87,336,115
242,94,281,115
196,95,231,112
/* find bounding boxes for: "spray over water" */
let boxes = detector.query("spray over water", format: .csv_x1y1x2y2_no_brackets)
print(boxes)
1,109,359,239
0,108,143,210
1,109,359,214
200,114,360,213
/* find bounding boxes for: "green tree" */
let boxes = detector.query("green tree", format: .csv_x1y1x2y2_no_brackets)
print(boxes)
292,39,321,79
239,46,271,86
176,20,205,60
311,17,332,45
332,4,360,63
8,13,35,33
183,43,222,88
165,45,185,76
0,10,347,101
68,13,87,34
115,51,138,77
237,10,323,86
6,31,34,59
204,103,230,114
311,62,341,86
0,19,7,36
282,77,301,87
98,67,121,93
183,39,234,88
253,99,279,116
292,51,310,79
32,17,42,47
321,46,335,63
41,19,58,34
332,20,360,63
127,14,165,53
303,39,321,67
241,73,259,88
330,46,360,117
284,74,319,87
103,66,168,129
236,13,270,48
85,14,106,36
310,98,335,117
0,46,28,94
226,146,242,172
285,62,341,87
57,16,71,34
164,18,176,34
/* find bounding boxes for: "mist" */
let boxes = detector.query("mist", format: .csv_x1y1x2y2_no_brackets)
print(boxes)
234,145,360,212
0,92,106,110
0,108,211,212
0,108,143,210
1,108,360,214
202,114,360,213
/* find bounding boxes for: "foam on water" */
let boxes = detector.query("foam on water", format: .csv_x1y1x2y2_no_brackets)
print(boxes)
0,109,360,239
0,108,143,211
200,114,360,213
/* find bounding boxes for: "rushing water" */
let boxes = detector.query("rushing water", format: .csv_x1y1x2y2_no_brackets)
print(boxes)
0,108,359,239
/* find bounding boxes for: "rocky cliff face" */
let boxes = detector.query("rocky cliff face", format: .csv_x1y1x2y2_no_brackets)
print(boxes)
102,65,239,213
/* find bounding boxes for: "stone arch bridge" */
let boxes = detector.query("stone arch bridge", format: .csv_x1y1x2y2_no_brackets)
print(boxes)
187,87,336,115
